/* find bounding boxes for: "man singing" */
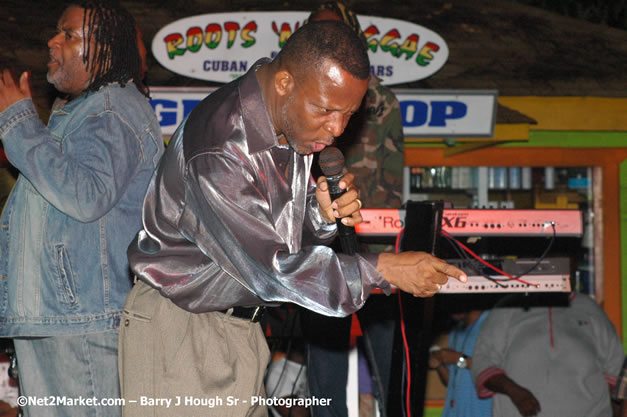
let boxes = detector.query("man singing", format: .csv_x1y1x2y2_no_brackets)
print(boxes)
120,20,466,417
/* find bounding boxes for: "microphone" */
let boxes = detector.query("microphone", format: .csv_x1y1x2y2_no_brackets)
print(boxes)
319,146,360,255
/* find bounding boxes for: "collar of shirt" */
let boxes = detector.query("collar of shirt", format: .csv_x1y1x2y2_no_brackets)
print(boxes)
239,58,281,154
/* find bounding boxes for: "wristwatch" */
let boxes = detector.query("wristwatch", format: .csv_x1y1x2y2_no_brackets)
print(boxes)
456,354,468,369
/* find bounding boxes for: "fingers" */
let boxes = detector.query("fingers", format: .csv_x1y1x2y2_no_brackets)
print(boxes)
521,404,540,417
514,390,541,416
1,69,31,94
331,184,359,215
315,176,334,223
331,182,358,206
423,258,467,294
413,286,440,298
0,68,32,114
326,171,361,223
380,252,466,298
20,71,33,97
413,274,445,297
316,176,330,202
341,206,363,227
432,259,468,283
428,350,443,368
525,397,541,416
338,172,355,190
317,172,363,226
0,69,12,87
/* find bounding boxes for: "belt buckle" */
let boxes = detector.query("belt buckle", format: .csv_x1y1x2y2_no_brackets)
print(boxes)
250,306,265,323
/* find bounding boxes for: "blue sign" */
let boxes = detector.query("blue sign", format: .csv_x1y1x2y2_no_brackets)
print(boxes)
149,87,497,138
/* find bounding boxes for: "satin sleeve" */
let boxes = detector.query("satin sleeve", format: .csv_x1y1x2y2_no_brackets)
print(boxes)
171,150,390,316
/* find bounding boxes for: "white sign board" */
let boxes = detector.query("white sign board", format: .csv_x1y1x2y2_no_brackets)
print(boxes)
395,90,498,137
152,11,448,85
149,87,497,138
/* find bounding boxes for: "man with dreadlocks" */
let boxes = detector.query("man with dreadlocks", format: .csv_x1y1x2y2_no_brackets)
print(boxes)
0,1,163,416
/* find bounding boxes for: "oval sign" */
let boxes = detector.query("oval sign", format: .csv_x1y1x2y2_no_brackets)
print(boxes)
152,11,448,85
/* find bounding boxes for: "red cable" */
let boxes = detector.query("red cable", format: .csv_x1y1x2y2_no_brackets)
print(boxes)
394,228,412,417
440,230,538,287
394,227,403,255
397,290,412,417
394,226,537,417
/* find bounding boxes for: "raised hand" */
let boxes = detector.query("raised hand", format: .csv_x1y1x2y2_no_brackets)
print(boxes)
0,69,32,114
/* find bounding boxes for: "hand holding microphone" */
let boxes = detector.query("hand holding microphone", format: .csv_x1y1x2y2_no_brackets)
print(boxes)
317,146,362,255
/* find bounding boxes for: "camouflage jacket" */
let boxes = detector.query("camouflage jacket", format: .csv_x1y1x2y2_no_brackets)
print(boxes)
337,75,404,210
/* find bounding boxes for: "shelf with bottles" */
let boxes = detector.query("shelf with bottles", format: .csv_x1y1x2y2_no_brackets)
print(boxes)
407,166,593,210
409,166,477,191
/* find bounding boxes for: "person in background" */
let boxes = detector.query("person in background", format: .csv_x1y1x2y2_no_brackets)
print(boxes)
429,308,492,417
472,292,623,417
265,349,311,417
120,20,466,417
135,23,150,95
0,1,163,416
302,3,404,416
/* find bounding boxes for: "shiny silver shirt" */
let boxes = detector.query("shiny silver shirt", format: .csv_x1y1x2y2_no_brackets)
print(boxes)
128,59,390,316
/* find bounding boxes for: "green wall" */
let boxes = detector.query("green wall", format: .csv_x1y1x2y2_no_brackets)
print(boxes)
621,160,627,350
406,131,627,149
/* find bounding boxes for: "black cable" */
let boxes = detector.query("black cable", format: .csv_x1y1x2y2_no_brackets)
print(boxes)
480,223,557,282
290,363,305,397
400,352,407,417
267,338,293,398
509,222,557,279
287,362,306,417
361,329,388,417
266,306,299,398
268,306,297,362
442,222,557,285
442,235,507,287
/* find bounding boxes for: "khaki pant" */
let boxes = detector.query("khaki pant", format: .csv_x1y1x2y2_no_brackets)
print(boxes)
119,281,270,417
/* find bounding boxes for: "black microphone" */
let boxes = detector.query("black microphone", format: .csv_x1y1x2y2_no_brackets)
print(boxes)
319,146,360,255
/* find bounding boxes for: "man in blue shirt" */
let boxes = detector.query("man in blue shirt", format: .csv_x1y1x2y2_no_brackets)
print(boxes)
429,309,492,417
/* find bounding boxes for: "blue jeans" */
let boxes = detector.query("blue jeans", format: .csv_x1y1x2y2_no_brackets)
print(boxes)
13,330,121,417
306,296,396,417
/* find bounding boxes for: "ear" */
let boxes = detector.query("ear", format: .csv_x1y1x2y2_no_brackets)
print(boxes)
274,69,294,97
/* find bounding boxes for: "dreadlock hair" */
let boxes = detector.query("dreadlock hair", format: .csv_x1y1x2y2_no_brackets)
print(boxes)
275,20,370,84
74,0,147,96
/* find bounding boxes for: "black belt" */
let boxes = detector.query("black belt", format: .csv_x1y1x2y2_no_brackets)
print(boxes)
220,306,265,323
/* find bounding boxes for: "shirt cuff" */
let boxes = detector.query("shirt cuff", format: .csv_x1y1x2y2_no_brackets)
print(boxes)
308,197,337,233
606,372,618,389
476,366,507,398
362,252,379,268
0,98,37,139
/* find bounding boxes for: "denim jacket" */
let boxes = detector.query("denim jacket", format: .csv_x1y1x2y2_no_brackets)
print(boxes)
0,83,163,337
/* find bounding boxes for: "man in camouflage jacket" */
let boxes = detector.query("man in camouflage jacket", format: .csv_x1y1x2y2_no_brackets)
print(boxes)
296,3,406,416
306,53,404,417
340,75,404,211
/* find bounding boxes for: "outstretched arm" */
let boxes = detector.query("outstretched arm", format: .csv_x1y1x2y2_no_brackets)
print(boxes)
378,251,467,297
484,374,541,417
